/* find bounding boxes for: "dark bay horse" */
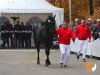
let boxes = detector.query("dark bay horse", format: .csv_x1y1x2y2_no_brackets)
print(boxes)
35,15,56,66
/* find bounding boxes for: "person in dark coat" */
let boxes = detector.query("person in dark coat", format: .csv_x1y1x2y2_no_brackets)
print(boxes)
93,19,100,40
20,22,25,48
14,20,21,47
1,21,9,48
6,21,14,47
24,22,32,48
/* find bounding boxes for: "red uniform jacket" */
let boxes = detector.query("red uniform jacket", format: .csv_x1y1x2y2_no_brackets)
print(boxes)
76,25,91,40
56,28,76,45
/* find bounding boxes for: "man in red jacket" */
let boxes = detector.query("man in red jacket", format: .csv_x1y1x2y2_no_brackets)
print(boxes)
76,20,91,62
56,22,76,68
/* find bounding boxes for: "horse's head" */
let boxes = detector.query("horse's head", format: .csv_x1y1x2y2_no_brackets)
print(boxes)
45,16,56,37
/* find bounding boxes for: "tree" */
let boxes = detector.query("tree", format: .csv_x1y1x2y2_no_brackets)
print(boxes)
48,0,100,21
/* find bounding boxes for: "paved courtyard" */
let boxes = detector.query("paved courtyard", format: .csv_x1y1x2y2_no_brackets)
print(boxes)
0,49,100,75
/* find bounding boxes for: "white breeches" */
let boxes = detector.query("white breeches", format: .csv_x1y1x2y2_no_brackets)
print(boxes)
59,44,71,65
77,40,88,58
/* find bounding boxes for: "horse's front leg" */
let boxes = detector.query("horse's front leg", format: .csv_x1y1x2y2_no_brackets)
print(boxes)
37,44,40,64
45,48,51,67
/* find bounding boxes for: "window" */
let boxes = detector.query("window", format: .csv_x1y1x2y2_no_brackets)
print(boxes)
0,16,9,30
0,16,9,40
29,16,43,27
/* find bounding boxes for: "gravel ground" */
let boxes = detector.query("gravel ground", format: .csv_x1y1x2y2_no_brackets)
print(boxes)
0,49,100,75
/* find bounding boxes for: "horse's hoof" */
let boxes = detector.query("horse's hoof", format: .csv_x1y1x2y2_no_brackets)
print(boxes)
37,61,40,64
46,61,51,65
48,61,51,65
45,60,51,65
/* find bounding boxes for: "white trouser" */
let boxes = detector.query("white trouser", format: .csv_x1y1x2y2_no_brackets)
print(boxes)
59,44,71,65
77,40,88,59
99,32,100,38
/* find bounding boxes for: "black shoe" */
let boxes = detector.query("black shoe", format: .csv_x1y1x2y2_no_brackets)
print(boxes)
77,55,80,59
64,65,67,68
1,44,5,49
60,63,63,68
83,59,86,62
